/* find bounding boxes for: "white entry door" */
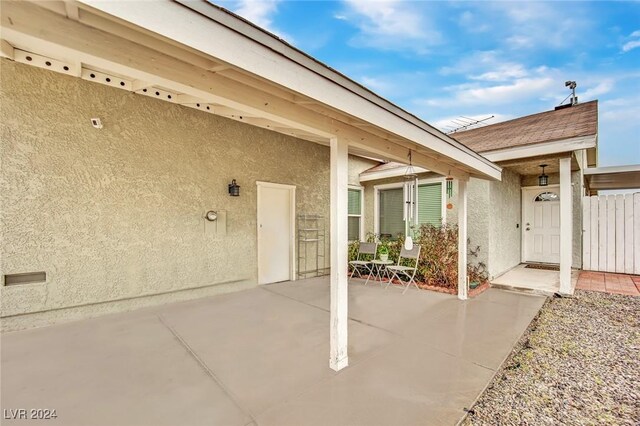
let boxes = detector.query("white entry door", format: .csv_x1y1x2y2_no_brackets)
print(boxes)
257,182,295,284
523,187,561,264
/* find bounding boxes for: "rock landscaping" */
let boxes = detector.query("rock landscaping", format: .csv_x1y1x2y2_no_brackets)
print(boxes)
463,290,639,425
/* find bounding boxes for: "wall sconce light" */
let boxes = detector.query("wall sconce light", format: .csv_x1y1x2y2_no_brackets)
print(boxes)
538,164,549,187
205,211,218,221
228,179,240,196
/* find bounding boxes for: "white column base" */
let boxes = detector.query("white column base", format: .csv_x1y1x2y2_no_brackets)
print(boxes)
329,356,349,372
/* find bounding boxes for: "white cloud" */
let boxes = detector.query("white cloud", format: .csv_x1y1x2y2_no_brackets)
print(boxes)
492,2,592,50
631,30,640,37
581,79,614,99
622,40,640,52
359,76,393,94
339,0,442,52
421,77,557,107
230,0,292,41
470,63,529,82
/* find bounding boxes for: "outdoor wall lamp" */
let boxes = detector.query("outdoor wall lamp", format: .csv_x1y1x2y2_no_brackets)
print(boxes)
205,211,218,221
228,179,240,196
538,164,549,187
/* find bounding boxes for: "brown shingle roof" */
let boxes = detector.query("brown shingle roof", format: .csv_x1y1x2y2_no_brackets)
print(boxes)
451,100,598,153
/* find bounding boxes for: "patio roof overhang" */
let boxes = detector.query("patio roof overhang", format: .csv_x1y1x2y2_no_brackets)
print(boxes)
0,0,493,371
0,0,501,182
584,165,640,192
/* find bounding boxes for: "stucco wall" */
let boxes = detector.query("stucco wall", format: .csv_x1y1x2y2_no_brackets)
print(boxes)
1,60,345,330
487,169,522,278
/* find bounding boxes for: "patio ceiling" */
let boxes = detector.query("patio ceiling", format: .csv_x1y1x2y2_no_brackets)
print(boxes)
584,165,640,191
0,0,501,182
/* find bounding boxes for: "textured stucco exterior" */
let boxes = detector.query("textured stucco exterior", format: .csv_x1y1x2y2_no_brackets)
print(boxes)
487,169,522,278
0,60,382,330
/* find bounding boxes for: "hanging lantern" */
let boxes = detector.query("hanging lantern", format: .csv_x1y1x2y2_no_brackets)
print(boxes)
538,164,549,187
228,179,240,196
446,175,454,198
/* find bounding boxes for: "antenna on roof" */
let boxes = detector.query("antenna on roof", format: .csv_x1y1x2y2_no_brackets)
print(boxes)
558,81,578,108
445,115,495,134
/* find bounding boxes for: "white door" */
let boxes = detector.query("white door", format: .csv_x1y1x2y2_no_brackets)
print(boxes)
523,187,561,264
257,182,295,284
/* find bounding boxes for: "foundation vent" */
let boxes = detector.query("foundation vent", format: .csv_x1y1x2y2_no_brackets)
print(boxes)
4,272,47,286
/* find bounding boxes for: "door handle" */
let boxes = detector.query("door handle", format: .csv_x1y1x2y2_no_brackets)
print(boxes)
526,227,530,231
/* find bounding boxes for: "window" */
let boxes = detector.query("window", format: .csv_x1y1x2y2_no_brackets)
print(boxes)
534,191,559,202
417,183,443,226
348,187,363,241
376,180,443,238
378,187,404,238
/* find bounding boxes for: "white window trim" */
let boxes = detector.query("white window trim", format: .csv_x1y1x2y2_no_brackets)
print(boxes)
348,185,365,242
373,177,446,236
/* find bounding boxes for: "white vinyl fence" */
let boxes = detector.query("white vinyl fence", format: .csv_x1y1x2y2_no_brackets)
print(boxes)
582,193,640,274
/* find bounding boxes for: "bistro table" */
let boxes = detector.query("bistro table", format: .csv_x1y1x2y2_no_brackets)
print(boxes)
369,259,394,285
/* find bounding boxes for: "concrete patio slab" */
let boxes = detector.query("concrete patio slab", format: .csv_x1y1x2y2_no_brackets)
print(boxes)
491,264,579,295
1,277,546,426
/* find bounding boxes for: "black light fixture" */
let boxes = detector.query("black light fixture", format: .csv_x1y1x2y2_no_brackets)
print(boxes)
228,179,240,196
538,164,549,187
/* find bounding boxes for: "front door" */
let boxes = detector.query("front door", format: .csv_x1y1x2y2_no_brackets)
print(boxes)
257,182,295,284
523,187,561,264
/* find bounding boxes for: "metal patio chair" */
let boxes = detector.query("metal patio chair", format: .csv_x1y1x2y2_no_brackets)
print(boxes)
349,242,378,285
385,245,421,294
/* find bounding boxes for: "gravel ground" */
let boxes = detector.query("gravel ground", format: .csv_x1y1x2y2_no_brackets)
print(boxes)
463,290,639,426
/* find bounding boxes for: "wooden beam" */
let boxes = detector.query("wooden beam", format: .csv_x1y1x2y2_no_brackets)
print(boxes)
0,39,14,59
1,1,471,178
79,0,500,180
329,136,348,371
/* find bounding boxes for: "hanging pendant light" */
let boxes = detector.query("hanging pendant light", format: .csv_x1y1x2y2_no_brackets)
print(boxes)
538,164,549,187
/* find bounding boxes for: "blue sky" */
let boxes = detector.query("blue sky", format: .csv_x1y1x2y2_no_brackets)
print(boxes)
214,0,640,166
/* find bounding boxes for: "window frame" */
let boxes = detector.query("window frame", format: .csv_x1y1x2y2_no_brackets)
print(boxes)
348,185,365,242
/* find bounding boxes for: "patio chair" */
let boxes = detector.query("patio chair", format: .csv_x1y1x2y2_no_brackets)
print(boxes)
349,242,378,285
385,245,421,294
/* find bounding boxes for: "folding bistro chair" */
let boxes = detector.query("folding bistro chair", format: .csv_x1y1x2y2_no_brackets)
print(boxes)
385,245,421,294
348,242,378,285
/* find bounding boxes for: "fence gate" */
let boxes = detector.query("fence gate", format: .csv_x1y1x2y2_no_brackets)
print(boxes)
583,193,640,274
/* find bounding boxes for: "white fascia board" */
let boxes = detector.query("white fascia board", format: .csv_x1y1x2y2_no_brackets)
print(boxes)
483,135,597,163
583,164,640,175
76,0,501,181
359,166,429,182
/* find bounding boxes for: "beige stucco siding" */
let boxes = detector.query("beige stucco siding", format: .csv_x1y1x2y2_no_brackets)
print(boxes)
0,60,380,330
487,169,522,278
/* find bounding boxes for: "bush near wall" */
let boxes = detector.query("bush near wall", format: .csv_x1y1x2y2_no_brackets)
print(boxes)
348,224,488,291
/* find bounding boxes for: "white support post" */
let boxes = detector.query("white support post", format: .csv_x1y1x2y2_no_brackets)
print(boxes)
559,157,573,294
457,179,468,300
329,136,349,371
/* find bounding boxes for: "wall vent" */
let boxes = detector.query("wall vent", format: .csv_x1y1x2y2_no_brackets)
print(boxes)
4,272,47,286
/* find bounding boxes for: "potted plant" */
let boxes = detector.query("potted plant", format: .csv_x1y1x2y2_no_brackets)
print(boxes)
379,243,389,262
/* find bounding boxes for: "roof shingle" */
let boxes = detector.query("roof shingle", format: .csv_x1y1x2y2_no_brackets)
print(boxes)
451,100,598,153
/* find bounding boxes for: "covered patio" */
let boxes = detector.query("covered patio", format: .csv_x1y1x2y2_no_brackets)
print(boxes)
2,278,545,425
